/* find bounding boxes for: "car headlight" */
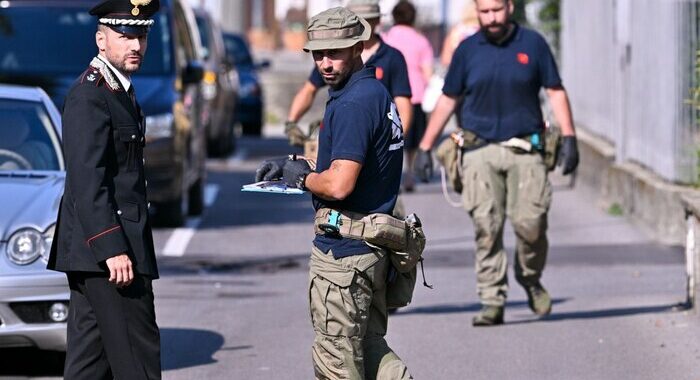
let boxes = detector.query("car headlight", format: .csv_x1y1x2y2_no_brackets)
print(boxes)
145,113,174,139
7,228,48,265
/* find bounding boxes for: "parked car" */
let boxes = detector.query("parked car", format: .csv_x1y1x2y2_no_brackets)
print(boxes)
0,0,208,227
0,84,68,352
193,8,238,156
223,32,270,136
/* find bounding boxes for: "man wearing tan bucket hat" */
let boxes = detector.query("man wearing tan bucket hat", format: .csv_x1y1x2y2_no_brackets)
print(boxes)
285,1,412,159
256,6,413,380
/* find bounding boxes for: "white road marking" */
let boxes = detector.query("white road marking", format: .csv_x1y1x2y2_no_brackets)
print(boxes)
161,184,219,257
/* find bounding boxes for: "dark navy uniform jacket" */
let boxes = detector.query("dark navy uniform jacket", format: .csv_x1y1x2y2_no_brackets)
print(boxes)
443,24,562,142
312,67,404,258
309,36,412,99
48,57,158,278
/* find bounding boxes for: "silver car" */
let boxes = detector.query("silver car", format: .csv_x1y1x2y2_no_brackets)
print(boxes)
0,84,68,351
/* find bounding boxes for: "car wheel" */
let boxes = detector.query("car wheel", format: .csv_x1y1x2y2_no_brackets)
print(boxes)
188,177,205,216
208,125,234,157
241,120,262,136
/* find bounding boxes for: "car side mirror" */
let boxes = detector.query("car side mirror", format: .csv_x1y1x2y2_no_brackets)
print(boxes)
255,59,271,70
183,61,204,84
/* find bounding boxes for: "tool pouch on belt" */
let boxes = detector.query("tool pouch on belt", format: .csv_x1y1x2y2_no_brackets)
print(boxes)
435,130,486,194
543,125,562,171
314,209,426,273
385,214,425,308
386,266,417,309
435,133,463,194
314,209,427,307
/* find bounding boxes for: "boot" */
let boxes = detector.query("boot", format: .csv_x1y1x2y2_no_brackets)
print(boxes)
472,305,504,326
525,282,552,316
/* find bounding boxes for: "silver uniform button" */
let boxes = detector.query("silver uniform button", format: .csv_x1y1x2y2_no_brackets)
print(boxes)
145,180,148,187
148,202,151,209
117,210,123,215
131,134,136,140
142,158,146,165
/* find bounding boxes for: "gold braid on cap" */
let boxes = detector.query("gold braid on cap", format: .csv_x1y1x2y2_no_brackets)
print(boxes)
130,0,152,16
308,24,363,41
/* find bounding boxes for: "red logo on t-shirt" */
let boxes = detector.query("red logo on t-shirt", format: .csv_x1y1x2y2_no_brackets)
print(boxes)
517,53,529,65
375,67,384,80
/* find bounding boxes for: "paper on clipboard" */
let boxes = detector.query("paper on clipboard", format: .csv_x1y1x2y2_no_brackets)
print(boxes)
241,181,306,195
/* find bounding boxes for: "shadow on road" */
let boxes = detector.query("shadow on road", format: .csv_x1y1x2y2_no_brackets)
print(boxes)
394,298,569,316
422,243,683,268
158,253,308,276
508,303,686,325
0,347,65,376
161,327,224,371
395,299,685,324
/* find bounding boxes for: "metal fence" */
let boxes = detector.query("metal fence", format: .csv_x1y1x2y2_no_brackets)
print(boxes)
561,0,700,183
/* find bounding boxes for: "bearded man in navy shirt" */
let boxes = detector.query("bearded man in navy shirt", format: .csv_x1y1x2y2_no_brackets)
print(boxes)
415,0,580,326
255,6,412,379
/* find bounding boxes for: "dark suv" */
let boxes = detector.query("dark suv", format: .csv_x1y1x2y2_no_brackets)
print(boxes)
0,0,207,227
193,8,238,156
223,32,269,136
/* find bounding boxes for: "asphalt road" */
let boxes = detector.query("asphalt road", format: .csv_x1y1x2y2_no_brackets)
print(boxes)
3,132,699,380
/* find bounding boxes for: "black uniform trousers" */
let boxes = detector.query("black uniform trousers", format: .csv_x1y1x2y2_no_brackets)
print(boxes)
64,272,160,380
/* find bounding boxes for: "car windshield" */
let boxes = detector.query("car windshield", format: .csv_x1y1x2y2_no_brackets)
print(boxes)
0,6,172,76
195,15,211,58
0,98,61,171
223,35,253,66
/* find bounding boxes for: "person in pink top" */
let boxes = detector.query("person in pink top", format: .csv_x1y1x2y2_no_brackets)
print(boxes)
384,0,434,192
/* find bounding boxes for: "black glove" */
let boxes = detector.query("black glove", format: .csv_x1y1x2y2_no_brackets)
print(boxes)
255,156,289,182
414,149,434,183
283,159,311,189
558,136,579,175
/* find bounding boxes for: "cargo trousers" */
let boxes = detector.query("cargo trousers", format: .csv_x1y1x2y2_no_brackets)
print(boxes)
309,246,412,380
460,144,552,307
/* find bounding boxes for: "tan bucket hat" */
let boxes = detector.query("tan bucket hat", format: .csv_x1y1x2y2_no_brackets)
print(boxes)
347,0,381,20
303,7,372,52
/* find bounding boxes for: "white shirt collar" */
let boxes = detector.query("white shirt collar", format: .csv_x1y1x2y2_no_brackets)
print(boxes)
97,55,131,92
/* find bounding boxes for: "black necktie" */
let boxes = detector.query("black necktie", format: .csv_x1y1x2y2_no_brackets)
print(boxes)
128,86,144,133
127,86,137,109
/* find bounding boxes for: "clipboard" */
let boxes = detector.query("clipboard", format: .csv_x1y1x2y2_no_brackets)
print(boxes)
241,180,306,195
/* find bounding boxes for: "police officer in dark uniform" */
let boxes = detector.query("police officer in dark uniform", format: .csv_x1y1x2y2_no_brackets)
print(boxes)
48,1,161,378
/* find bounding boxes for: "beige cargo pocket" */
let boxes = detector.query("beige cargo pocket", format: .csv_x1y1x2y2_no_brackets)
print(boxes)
461,161,492,215
309,271,371,337
518,163,552,218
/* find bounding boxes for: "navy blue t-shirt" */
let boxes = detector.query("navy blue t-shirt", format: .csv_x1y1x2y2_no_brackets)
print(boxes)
312,67,404,258
443,24,562,141
309,36,412,99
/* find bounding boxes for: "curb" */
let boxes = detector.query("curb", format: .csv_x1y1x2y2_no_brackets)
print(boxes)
577,127,699,246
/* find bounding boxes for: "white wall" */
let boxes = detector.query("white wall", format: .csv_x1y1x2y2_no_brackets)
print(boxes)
561,0,693,182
